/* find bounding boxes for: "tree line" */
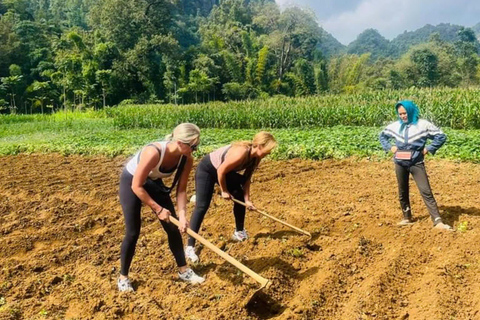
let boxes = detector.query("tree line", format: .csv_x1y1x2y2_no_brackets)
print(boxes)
1,0,479,114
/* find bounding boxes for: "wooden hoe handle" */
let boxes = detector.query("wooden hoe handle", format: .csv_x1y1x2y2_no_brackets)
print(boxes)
232,198,312,237
169,216,270,288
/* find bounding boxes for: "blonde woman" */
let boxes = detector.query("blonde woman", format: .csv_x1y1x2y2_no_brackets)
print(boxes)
185,131,277,263
118,123,204,292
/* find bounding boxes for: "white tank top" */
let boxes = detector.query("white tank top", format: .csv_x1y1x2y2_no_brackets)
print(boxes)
125,141,181,180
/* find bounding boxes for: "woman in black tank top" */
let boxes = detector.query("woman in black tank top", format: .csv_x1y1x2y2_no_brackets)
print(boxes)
185,131,277,263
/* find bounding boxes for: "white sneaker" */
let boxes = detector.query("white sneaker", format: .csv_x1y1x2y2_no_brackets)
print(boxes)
117,277,134,292
178,268,205,284
232,229,248,242
185,246,199,263
397,219,414,226
434,222,453,231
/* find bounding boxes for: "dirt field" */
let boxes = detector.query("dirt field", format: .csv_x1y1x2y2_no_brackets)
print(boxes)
1,154,480,320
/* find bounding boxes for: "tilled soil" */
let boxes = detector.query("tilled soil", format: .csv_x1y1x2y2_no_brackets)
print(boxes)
1,154,480,320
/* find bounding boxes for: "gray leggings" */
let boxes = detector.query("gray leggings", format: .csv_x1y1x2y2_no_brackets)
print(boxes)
395,162,442,224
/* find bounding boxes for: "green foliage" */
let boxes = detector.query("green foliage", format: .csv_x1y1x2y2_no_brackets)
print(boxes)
222,51,244,83
347,29,389,60
255,45,269,86
327,54,378,93
288,248,304,258
39,309,48,316
317,30,345,58
457,221,468,233
390,23,479,58
293,59,316,95
346,53,370,87
411,48,439,87
1,0,480,112
109,88,480,130
315,60,329,92
1,107,480,162
221,82,256,101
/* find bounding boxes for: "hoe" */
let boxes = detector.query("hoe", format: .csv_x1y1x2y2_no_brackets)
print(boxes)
168,216,271,306
231,198,311,237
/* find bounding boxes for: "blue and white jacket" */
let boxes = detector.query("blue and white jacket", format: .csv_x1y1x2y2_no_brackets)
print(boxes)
379,119,446,166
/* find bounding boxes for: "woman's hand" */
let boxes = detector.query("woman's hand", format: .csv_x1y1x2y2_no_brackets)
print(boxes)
422,148,428,155
178,215,189,233
390,146,398,153
155,207,171,223
221,191,231,199
245,200,256,211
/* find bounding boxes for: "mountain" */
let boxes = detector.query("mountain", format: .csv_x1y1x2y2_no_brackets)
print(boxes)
319,23,480,59
318,29,346,57
389,23,465,57
346,29,389,59
472,22,480,38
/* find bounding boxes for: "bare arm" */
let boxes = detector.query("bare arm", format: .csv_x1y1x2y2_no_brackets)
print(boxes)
131,146,164,214
175,156,193,232
242,159,259,209
242,159,259,201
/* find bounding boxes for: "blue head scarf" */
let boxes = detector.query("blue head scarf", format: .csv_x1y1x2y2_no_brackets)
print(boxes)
396,100,419,133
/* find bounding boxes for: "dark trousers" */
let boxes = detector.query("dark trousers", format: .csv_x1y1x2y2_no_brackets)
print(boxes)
119,169,186,276
395,162,442,224
187,155,247,247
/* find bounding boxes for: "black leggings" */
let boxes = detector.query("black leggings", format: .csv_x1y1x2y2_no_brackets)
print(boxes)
395,162,442,224
119,169,186,276
188,155,247,247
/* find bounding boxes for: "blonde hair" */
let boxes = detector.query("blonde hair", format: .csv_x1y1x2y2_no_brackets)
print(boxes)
165,123,200,145
233,131,277,152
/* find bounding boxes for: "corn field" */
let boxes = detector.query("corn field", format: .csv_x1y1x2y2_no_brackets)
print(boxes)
108,88,480,130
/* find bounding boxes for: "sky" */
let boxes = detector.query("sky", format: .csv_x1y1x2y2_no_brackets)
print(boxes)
275,0,480,45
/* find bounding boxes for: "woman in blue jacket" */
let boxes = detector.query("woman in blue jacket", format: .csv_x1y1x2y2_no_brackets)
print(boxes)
379,100,452,230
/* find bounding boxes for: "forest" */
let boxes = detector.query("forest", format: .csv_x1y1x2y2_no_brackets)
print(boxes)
1,0,480,113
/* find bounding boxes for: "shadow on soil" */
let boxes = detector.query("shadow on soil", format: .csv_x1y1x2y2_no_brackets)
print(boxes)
246,290,286,319
439,205,480,225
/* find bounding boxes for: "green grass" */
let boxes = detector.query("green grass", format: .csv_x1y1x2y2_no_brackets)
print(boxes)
1,113,480,162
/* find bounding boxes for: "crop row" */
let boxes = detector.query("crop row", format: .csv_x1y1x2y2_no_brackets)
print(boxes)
107,88,480,130
1,117,479,162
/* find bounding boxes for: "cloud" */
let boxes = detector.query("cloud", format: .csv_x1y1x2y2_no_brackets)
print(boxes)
276,0,363,20
275,0,480,45
321,0,408,44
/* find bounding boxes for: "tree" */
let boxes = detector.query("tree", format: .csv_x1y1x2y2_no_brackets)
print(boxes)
188,69,213,103
88,0,174,51
1,64,23,113
315,60,328,93
95,70,112,108
345,53,370,87
255,45,269,86
293,58,315,95
52,31,88,110
222,81,257,101
0,11,21,77
455,27,479,85
27,80,50,113
411,48,439,87
264,7,321,81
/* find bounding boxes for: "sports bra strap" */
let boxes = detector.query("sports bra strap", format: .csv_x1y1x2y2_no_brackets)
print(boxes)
137,143,162,163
